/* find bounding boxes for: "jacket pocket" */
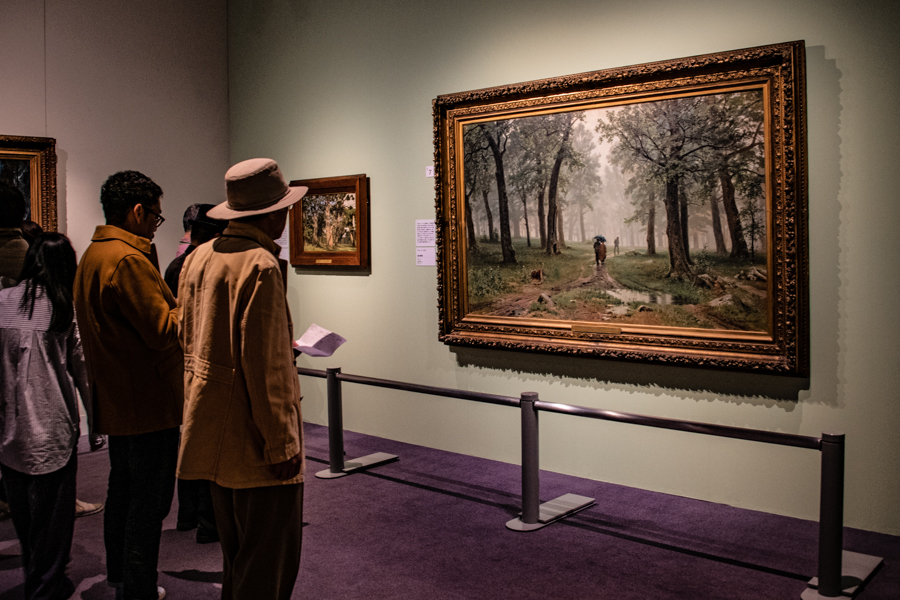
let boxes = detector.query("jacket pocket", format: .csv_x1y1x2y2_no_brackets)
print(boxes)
242,418,271,467
184,355,234,385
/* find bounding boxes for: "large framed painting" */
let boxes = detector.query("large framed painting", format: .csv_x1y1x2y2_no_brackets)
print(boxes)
433,41,808,374
0,135,57,231
288,174,370,270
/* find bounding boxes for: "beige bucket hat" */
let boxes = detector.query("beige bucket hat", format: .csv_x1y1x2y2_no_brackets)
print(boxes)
208,158,307,220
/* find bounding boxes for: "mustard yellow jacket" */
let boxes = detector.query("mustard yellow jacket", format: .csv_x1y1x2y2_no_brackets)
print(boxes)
176,222,303,489
74,226,184,435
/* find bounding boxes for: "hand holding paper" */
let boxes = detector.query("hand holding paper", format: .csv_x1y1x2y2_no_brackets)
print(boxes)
293,323,347,357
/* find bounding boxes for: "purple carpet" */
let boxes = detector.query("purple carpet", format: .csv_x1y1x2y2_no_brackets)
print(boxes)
0,423,896,599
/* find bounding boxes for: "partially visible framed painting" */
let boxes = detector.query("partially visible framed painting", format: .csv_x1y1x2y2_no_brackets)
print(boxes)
288,174,370,270
433,41,808,374
0,135,57,231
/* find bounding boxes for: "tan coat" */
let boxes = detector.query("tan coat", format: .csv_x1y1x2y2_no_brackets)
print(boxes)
74,225,183,435
176,222,303,489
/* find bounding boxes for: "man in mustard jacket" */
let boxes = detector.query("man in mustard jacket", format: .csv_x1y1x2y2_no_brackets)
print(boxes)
177,158,306,600
74,171,182,600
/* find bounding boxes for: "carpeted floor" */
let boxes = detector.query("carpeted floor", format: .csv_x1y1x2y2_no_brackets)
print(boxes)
0,422,896,599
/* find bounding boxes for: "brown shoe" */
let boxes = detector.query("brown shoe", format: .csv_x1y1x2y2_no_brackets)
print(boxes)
0,499,9,521
75,498,104,517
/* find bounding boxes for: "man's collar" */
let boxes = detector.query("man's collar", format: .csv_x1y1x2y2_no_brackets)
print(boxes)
221,221,281,256
91,225,152,255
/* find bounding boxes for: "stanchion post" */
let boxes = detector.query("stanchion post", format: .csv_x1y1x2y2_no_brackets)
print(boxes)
507,392,594,532
316,366,398,480
326,367,345,474
520,392,540,525
817,432,845,597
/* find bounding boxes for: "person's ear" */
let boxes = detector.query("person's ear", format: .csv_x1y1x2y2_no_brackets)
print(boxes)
123,204,140,228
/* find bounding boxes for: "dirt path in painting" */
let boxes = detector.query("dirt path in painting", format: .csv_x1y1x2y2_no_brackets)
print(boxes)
680,305,733,329
472,256,769,330
556,263,621,293
481,263,620,318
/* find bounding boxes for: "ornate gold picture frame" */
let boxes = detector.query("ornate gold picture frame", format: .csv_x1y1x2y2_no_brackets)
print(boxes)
433,41,808,374
0,135,57,231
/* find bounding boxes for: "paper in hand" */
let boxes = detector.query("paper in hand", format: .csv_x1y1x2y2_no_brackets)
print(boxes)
293,323,347,357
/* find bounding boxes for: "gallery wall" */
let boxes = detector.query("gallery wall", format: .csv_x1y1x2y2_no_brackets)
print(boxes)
229,0,900,535
2,0,896,537
0,0,229,266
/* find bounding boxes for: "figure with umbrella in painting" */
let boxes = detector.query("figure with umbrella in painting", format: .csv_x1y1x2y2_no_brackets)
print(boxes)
593,235,607,267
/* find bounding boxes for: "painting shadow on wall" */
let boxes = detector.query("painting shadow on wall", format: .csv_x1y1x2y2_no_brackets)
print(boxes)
451,346,810,401
803,45,842,409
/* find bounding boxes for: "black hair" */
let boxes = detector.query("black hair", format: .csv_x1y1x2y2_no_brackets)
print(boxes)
191,222,226,245
189,204,226,244
182,203,201,232
21,220,44,246
0,182,27,228
18,232,78,333
100,170,162,226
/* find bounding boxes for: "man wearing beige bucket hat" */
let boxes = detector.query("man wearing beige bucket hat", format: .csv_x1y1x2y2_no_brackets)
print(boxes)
176,158,308,600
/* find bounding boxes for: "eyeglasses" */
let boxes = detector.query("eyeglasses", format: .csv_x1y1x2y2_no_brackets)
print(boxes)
141,205,165,227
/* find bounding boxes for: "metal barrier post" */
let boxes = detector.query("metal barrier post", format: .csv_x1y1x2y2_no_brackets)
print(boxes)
521,392,540,525
803,433,882,599
316,367,399,480
316,368,347,479
327,367,345,474
818,432,845,597
507,393,594,531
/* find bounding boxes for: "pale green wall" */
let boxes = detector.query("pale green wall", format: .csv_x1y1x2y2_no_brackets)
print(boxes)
228,0,900,535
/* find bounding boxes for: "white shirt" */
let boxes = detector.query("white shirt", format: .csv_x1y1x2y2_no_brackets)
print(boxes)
0,281,90,474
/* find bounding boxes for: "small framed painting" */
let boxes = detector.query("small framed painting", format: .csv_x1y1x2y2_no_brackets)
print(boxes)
288,174,369,270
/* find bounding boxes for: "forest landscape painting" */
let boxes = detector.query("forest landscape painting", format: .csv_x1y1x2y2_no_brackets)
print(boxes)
463,89,768,332
301,191,358,254
289,174,370,269
434,41,809,373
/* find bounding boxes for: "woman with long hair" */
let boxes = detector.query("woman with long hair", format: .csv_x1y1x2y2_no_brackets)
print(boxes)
0,232,101,600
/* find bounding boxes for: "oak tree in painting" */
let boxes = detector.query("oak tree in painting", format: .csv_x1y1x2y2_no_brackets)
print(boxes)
301,193,357,253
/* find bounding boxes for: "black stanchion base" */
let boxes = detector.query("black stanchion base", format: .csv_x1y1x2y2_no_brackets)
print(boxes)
506,493,595,532
315,452,399,479
801,550,883,599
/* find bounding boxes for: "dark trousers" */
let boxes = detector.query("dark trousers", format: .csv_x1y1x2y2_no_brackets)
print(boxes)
105,428,179,600
210,481,304,600
1,449,77,600
176,478,217,535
